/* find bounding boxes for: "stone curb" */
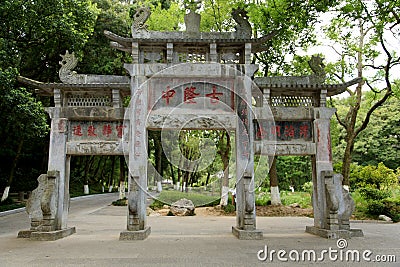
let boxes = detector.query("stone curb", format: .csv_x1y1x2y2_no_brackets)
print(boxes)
351,219,394,224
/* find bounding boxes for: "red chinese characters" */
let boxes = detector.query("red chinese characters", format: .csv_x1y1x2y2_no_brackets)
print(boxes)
87,125,97,137
299,124,309,138
71,123,126,139
116,124,126,138
103,124,112,137
162,86,176,105
205,86,223,104
184,86,200,103
73,125,83,137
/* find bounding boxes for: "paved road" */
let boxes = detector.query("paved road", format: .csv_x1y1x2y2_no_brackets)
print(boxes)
0,193,399,267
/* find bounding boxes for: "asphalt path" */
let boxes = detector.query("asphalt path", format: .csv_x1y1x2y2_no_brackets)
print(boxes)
0,193,119,236
0,193,399,266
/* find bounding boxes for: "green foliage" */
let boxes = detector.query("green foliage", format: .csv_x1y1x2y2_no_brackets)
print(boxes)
358,187,391,201
383,198,400,223
301,181,313,195
275,156,312,191
255,190,270,206
155,190,220,207
350,163,398,190
112,197,127,206
0,197,25,212
255,189,312,209
0,67,49,190
78,0,131,75
149,199,165,210
0,0,99,80
223,203,235,213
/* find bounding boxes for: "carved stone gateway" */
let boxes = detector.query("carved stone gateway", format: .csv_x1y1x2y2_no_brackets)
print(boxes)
18,6,363,240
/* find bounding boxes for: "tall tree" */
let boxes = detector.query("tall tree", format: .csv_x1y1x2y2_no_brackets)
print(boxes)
323,0,400,186
0,68,48,201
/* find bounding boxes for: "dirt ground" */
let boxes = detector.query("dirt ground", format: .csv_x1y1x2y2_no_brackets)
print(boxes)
149,205,313,217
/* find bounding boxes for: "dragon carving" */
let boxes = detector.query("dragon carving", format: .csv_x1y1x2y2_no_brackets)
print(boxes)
308,55,326,84
232,8,252,39
132,5,151,33
59,51,86,84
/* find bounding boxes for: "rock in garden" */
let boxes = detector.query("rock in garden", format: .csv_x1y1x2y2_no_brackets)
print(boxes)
170,198,195,216
378,215,392,222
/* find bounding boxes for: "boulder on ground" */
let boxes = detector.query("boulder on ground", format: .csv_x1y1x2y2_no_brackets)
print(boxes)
170,198,195,216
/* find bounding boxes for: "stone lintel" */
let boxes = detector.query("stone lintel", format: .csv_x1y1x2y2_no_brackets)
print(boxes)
119,227,151,241
66,141,127,156
124,63,257,78
29,227,76,241
305,226,364,239
254,107,315,121
147,113,236,130
254,141,316,156
232,226,263,240
46,107,125,121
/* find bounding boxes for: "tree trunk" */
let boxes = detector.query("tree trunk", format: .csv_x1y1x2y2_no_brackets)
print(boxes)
119,156,126,199
170,162,176,184
218,130,231,206
108,156,116,192
269,156,281,205
1,139,24,202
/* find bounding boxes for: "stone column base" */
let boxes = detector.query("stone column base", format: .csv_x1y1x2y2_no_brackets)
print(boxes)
232,226,263,240
119,227,151,240
17,230,36,238
19,227,76,241
305,226,363,239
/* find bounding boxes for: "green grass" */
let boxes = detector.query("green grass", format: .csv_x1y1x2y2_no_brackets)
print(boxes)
152,190,220,207
256,190,312,209
0,198,25,212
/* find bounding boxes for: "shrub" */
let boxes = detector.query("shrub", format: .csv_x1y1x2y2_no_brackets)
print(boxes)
383,198,400,222
112,198,127,206
358,187,391,201
223,203,236,213
301,181,313,194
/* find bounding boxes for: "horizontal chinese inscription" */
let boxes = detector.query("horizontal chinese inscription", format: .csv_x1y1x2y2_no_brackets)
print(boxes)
148,79,235,112
255,121,312,141
68,121,128,141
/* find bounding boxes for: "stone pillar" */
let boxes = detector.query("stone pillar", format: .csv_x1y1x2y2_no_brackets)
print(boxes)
167,43,173,63
209,43,217,62
120,65,151,240
232,74,262,240
47,114,69,230
311,107,335,229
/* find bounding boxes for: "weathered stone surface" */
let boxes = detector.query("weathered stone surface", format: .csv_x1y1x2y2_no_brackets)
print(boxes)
30,227,76,241
26,174,47,228
170,198,195,216
119,227,151,241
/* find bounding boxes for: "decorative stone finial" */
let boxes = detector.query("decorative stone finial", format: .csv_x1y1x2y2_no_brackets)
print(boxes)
184,0,201,13
59,50,79,83
232,7,252,39
184,0,201,32
131,5,151,33
308,55,326,84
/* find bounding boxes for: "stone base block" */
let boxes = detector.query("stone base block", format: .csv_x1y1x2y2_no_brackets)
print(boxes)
17,229,36,238
232,226,263,240
119,227,151,240
305,226,364,239
29,227,76,241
